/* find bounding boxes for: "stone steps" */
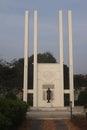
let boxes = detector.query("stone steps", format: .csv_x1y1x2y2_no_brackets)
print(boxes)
26,106,84,119
29,107,69,111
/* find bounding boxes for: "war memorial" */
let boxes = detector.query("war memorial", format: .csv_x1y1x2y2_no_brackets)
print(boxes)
23,10,74,110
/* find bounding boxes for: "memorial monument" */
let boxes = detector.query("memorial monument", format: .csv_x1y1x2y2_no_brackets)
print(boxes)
23,10,74,109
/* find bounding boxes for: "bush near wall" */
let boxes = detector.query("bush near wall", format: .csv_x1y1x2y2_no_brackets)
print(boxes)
0,98,28,130
78,91,87,105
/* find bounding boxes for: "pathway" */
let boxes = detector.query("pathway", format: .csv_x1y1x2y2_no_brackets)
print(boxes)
17,119,68,130
22,109,69,130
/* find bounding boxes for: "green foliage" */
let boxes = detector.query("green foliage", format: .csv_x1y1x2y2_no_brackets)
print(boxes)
1,54,87,94
0,52,57,90
0,113,12,130
12,58,24,88
78,91,87,105
0,59,16,89
0,99,28,130
5,92,17,100
37,52,56,63
74,75,87,88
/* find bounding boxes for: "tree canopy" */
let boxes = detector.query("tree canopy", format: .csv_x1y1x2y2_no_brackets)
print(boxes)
0,52,57,92
0,52,87,96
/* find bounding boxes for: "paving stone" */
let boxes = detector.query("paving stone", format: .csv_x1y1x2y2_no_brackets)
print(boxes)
55,120,68,130
28,120,68,130
29,120,43,130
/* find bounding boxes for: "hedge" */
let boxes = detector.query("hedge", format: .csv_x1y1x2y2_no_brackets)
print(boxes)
0,98,28,130
78,91,87,105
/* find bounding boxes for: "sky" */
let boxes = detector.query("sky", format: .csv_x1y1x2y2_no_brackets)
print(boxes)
0,0,87,74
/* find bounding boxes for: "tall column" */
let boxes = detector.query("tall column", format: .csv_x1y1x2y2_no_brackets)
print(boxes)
23,11,29,102
59,10,64,106
33,10,38,107
68,10,74,107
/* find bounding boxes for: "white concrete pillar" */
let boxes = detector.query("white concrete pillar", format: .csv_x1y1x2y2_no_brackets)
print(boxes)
59,10,64,106
68,10,74,107
33,10,38,107
23,11,29,102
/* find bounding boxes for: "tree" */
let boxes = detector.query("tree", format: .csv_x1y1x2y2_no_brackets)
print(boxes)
11,59,24,88
37,52,56,63
0,52,71,93
74,74,87,88
78,91,87,105
7,52,57,89
0,59,15,89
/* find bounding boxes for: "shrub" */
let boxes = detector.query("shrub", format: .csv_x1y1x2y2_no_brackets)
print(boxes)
0,113,12,130
0,98,28,130
5,92,17,100
78,91,87,105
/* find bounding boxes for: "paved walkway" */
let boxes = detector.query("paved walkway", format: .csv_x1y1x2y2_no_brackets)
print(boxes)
25,110,68,130
29,120,42,130
26,119,68,130
21,108,84,130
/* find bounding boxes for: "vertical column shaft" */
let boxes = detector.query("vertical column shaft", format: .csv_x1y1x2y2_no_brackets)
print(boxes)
59,10,64,106
23,11,29,102
59,11,63,64
68,10,74,107
33,10,38,107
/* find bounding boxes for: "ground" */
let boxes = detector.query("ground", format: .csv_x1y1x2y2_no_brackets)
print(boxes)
64,119,80,130
15,119,80,130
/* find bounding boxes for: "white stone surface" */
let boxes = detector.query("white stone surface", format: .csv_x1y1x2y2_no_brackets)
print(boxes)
59,10,64,107
37,64,64,107
23,11,29,102
68,11,74,107
33,10,38,107
23,10,74,109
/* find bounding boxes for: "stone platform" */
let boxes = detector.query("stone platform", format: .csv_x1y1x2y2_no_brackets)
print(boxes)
26,106,84,119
